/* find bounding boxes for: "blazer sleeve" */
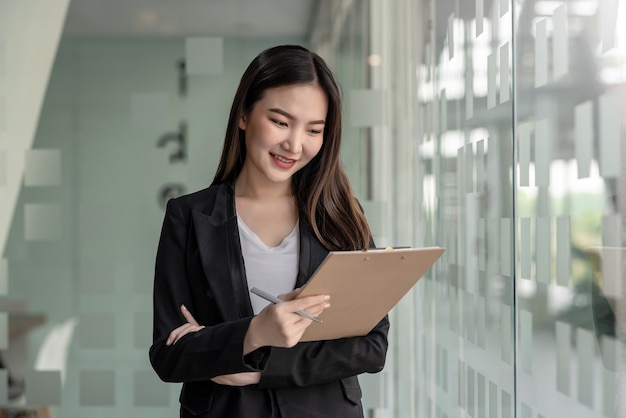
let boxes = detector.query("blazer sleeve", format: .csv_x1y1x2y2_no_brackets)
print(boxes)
258,314,389,389
149,198,268,383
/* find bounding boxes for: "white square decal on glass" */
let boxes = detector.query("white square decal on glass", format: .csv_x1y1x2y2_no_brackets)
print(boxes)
186,37,223,75
25,149,61,186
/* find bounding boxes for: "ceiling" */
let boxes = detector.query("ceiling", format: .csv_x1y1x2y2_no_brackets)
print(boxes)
62,0,317,39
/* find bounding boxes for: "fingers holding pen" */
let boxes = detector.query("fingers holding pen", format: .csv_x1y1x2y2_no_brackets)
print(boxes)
246,294,330,349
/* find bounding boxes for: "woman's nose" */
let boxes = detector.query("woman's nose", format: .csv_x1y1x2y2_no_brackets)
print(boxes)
281,131,303,154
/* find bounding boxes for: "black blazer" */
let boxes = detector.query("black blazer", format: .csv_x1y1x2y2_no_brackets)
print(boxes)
149,181,390,418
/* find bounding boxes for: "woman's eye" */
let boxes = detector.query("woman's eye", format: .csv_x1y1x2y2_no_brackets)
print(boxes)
308,129,322,135
272,119,288,127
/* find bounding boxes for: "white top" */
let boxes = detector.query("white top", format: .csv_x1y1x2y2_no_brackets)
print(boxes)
237,214,299,314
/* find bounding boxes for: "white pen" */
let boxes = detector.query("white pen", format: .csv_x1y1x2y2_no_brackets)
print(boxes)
250,287,323,324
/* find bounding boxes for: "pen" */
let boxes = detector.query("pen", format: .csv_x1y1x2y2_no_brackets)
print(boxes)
250,287,323,324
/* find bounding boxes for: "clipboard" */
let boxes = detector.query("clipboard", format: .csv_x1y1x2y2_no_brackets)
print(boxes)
297,246,445,341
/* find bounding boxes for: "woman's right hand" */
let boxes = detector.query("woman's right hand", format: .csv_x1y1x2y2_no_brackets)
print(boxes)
243,290,330,353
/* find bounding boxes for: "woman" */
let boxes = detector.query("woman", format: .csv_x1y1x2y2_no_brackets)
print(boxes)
149,45,389,418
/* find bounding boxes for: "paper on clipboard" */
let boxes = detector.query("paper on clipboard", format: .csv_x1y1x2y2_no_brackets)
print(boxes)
297,246,445,342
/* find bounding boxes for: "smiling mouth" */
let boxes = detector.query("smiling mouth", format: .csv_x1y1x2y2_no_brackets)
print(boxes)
270,152,296,164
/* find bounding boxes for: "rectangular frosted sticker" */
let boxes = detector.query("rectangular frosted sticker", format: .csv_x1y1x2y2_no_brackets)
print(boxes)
25,149,61,186
477,140,485,193
535,19,548,87
501,304,513,364
499,43,510,103
521,404,532,418
466,195,478,291
602,336,618,416
488,137,499,189
519,123,531,186
602,214,621,247
79,312,116,349
448,13,455,60
0,258,6,295
477,373,486,417
467,366,476,417
600,0,619,52
577,327,595,407
575,101,593,178
553,4,569,80
449,285,458,333
601,335,618,371
599,245,623,300
439,89,447,135
0,313,6,349
349,89,385,127
79,370,115,406
489,218,500,276
520,218,531,280
488,53,496,109
603,367,616,418
476,296,486,348
457,147,464,206
458,360,465,407
185,37,223,75
466,62,474,119
556,321,571,395
520,310,533,374
466,143,474,192
489,381,498,418
24,203,62,241
536,217,551,283
599,93,620,177
500,218,512,277
458,290,466,338
476,0,484,36
501,390,512,418
25,371,61,405
478,218,486,271
500,0,509,16
556,216,571,287
465,291,476,343
535,119,550,186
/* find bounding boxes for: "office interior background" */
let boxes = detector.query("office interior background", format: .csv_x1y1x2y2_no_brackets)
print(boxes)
0,0,624,416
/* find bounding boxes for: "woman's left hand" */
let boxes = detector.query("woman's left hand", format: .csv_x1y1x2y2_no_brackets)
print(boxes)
211,372,261,386
166,305,261,386
166,305,205,345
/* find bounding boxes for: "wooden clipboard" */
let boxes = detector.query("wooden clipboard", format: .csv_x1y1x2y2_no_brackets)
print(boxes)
297,246,445,341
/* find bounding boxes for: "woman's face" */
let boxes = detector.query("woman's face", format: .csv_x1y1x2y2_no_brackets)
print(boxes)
238,83,327,188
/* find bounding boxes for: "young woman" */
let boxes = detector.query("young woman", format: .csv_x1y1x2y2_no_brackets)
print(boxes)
149,45,389,418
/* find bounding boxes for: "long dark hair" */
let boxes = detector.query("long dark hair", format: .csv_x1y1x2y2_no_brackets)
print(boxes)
212,45,371,250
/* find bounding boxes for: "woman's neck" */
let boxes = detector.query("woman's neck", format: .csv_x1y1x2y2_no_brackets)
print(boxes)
235,169,292,200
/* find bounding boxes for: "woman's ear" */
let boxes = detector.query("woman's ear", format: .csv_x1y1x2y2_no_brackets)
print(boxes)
238,114,247,130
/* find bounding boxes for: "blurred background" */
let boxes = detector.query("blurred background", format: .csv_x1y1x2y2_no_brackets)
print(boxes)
0,0,624,417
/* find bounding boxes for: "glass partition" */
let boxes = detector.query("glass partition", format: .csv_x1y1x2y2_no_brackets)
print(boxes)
415,0,626,417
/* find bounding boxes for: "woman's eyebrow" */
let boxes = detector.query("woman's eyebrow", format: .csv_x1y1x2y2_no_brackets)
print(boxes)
269,108,325,125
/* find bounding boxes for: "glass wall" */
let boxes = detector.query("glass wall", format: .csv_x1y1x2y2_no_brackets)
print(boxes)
415,0,625,417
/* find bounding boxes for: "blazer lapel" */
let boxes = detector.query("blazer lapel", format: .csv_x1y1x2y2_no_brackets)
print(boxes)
296,221,329,288
192,183,254,320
